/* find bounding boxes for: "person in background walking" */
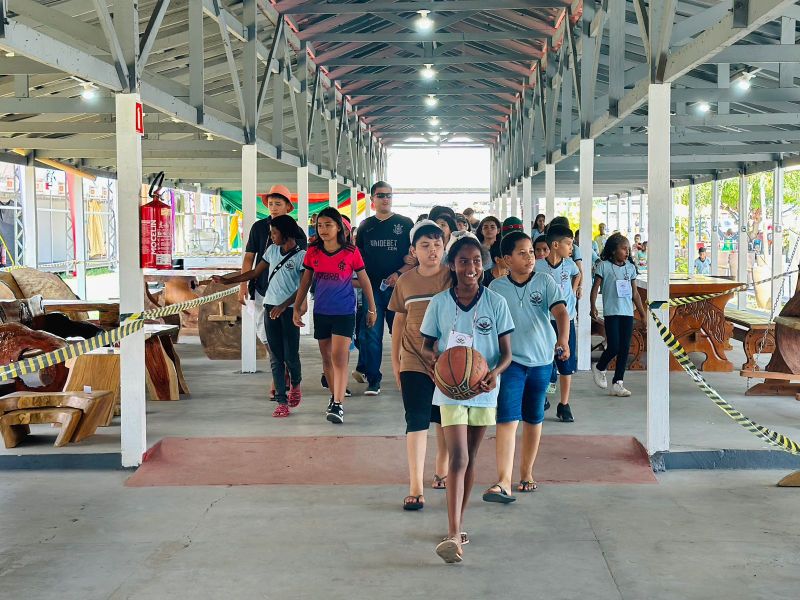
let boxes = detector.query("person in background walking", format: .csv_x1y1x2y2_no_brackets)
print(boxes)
694,247,711,275
463,207,480,230
533,213,546,236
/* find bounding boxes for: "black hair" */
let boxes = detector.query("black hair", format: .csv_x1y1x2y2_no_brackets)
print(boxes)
534,234,549,247
501,231,530,257
455,214,471,231
476,216,501,244
534,213,546,228
269,214,299,241
313,207,353,250
446,235,483,287
416,213,429,223
489,242,504,261
429,205,456,222
600,232,629,262
434,214,457,235
548,216,570,229
698,246,706,253
546,224,574,245
463,207,475,217
412,224,443,245
370,181,391,195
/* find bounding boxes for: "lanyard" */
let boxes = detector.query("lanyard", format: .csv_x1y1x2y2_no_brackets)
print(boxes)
610,261,631,281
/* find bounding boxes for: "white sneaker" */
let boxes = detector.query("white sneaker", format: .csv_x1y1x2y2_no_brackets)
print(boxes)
591,365,608,389
610,381,632,397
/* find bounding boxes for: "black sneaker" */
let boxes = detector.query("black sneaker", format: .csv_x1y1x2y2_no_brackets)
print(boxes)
345,388,352,397
326,401,344,424
556,403,574,423
364,383,381,396
320,373,328,389
544,399,551,412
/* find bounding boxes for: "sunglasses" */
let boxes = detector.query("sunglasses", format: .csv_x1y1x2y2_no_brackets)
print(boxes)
373,192,393,199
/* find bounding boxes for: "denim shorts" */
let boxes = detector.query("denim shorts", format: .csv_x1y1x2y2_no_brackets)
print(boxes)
551,319,577,376
496,361,552,425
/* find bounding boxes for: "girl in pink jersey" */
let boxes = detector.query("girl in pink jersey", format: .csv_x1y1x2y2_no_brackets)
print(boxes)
294,208,377,424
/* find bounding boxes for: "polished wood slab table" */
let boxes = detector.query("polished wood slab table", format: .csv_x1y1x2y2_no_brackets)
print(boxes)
637,274,743,372
42,299,120,327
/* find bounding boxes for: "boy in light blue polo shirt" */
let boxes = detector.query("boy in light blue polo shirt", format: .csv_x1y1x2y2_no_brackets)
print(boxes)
694,247,711,275
485,231,570,503
536,224,580,423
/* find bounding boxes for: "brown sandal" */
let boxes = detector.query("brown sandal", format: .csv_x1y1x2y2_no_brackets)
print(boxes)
402,495,424,511
518,480,538,492
432,474,447,490
435,536,463,564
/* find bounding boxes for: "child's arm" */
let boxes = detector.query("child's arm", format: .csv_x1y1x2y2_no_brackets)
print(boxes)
631,279,647,320
480,335,512,392
572,270,582,299
268,285,299,321
391,313,406,390
292,270,314,327
590,275,602,318
356,269,377,328
212,261,268,285
420,337,439,377
550,304,571,360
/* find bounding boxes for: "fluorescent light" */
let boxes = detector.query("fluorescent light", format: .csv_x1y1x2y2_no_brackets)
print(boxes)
415,10,434,32
696,101,710,113
420,63,436,80
429,116,440,126
424,94,438,108
81,83,96,100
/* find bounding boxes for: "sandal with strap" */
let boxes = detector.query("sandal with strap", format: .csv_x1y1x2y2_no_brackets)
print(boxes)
402,495,424,511
431,474,447,490
435,536,463,564
482,483,516,504
518,480,538,492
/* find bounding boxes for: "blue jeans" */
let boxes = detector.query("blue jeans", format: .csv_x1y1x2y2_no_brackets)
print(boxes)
356,282,395,386
497,362,551,425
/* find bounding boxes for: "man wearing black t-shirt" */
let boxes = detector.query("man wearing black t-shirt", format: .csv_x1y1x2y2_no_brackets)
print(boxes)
241,184,307,344
354,181,414,395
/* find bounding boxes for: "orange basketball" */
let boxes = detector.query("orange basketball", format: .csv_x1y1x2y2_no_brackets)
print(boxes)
434,346,489,401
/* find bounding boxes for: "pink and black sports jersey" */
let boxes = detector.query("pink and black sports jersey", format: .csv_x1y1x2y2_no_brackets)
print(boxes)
303,245,365,315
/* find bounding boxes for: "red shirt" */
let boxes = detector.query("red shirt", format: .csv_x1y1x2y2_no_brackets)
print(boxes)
303,245,365,315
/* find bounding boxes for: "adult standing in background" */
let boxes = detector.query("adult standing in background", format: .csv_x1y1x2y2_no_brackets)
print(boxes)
594,223,609,255
463,207,480,230
353,181,414,396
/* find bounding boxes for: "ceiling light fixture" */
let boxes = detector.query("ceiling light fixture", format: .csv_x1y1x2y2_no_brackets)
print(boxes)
736,71,755,90
415,10,434,32
429,116,440,126
420,63,436,80
424,94,438,108
696,101,711,113
81,82,97,100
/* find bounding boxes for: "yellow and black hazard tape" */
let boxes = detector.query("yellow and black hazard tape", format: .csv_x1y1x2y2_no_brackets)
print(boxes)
649,268,799,310
121,286,239,323
0,319,145,382
649,309,800,455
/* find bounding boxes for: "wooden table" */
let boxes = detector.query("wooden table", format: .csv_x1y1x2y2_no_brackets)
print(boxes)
637,274,743,372
42,299,120,327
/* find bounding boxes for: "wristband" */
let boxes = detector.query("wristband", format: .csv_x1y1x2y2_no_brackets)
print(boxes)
367,309,377,315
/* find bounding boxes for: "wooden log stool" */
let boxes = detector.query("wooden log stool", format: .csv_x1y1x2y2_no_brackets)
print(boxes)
199,281,266,360
64,349,121,424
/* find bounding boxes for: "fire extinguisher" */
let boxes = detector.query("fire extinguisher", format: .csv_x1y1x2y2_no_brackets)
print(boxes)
140,171,173,269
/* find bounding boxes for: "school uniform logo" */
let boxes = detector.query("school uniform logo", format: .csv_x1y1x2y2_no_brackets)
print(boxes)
285,261,295,270
313,259,319,267
393,223,404,236
476,317,493,335
530,291,543,306
454,334,467,345
338,260,346,271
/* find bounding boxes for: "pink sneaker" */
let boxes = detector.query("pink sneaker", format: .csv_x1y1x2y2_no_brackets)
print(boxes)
272,404,290,418
287,386,302,408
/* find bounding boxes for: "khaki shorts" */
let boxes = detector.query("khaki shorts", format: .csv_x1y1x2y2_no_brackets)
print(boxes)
439,405,496,428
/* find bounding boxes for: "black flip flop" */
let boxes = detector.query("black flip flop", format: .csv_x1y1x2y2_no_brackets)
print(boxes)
482,484,516,504
403,495,424,511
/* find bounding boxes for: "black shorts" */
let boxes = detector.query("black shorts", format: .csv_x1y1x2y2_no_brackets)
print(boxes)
400,371,442,433
313,313,356,340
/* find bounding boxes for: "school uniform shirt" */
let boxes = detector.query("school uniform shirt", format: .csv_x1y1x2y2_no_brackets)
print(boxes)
388,267,452,374
420,286,514,408
694,258,711,275
262,244,305,307
535,257,579,320
595,259,638,316
355,214,414,287
245,216,307,298
490,273,566,368
302,245,365,315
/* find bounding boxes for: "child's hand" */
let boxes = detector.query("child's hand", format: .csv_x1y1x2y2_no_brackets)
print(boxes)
237,284,248,306
269,305,286,320
404,254,417,266
575,286,583,299
292,303,307,328
479,369,498,392
211,275,226,285
590,306,599,319
556,342,570,361
366,308,377,328
420,347,438,376
393,365,402,392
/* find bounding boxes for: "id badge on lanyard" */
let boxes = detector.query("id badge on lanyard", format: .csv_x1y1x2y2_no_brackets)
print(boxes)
446,307,478,349
615,265,633,299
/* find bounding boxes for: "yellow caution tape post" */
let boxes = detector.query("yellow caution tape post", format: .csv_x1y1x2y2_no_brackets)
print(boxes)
649,309,800,455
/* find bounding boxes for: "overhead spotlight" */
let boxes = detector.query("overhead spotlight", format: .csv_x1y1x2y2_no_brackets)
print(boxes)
424,94,438,108
573,167,579,172
415,10,434,32
429,116,440,126
205,132,214,141
420,63,436,80
81,82,97,100
736,71,755,90
696,101,711,113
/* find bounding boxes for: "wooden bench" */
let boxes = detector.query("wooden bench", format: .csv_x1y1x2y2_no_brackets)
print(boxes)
725,308,776,371
0,390,114,448
741,315,800,400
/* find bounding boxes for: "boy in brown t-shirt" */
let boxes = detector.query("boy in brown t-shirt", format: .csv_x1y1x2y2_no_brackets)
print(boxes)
389,220,451,511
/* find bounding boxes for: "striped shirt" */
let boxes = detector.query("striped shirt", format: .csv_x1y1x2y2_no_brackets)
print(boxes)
388,266,452,374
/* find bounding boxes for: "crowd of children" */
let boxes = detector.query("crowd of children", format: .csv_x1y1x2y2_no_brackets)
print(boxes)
225,181,651,564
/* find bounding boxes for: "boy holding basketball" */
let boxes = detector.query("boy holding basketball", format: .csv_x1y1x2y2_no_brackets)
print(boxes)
486,231,570,502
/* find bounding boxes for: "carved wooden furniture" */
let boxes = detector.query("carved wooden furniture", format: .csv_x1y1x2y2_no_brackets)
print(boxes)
42,299,120,328
145,324,188,401
198,281,266,360
0,323,69,391
637,275,742,372
0,390,114,448
725,308,776,371
64,350,120,423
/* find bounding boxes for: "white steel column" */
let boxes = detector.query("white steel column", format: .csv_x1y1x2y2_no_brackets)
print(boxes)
350,185,358,225
772,164,784,309
116,93,146,468
240,145,258,373
615,195,621,233
626,193,632,237
737,171,749,308
499,189,507,221
364,184,372,218
545,163,556,221
577,139,594,371
646,83,671,456
605,197,610,229
711,178,720,275
522,176,533,235
328,178,338,209
72,177,88,299
510,184,519,219
669,188,676,272
639,193,646,235
21,163,37,267
688,181,697,274
297,166,310,239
